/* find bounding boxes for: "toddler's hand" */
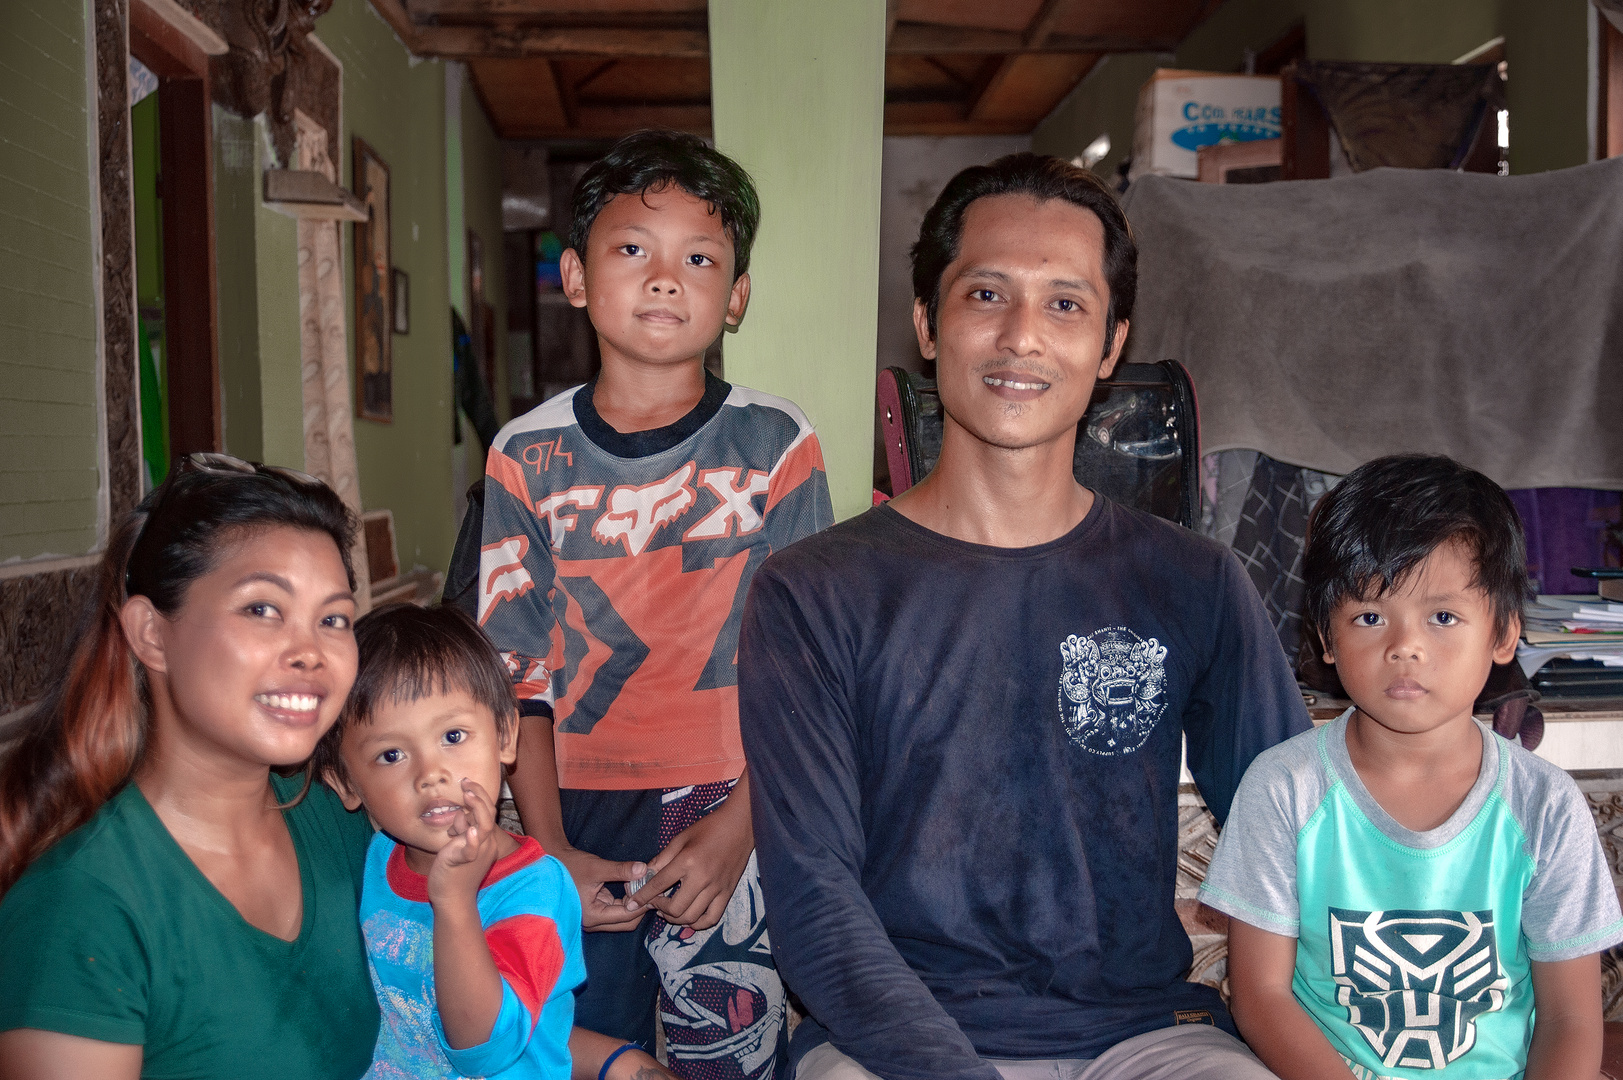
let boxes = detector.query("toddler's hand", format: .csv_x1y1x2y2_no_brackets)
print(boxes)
427,778,502,906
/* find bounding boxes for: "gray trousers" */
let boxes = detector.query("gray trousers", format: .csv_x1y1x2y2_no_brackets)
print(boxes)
796,1024,1279,1080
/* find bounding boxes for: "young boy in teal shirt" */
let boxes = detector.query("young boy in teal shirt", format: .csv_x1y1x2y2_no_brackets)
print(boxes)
1202,454,1623,1080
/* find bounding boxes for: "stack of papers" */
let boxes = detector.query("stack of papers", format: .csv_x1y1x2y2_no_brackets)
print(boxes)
1516,596,1623,676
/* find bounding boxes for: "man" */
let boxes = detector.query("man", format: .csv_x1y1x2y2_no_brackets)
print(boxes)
737,154,1308,1080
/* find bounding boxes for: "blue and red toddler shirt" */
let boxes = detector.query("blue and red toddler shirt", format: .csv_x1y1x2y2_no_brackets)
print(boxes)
359,831,585,1079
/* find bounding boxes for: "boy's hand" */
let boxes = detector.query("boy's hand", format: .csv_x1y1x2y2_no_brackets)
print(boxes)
555,847,650,932
1226,917,1358,1080
629,777,753,931
427,778,504,906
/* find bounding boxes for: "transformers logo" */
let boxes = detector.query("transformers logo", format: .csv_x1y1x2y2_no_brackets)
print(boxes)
1329,907,1508,1071
1057,626,1167,755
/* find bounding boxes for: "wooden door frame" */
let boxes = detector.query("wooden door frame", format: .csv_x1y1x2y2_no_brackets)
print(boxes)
128,0,223,456
1601,15,1623,160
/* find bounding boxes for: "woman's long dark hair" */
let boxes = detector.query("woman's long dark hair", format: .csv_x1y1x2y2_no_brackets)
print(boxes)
0,465,356,894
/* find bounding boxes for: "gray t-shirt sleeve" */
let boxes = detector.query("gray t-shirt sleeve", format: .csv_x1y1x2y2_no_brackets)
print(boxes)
1198,725,1327,937
1505,746,1623,961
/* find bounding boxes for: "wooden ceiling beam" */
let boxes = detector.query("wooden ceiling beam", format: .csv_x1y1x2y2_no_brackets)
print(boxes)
409,0,704,23
497,103,711,138
547,59,577,128
888,24,1174,54
571,58,621,95
969,0,1067,121
372,1,1171,61
885,120,1038,135
369,0,424,50
366,2,708,58
415,24,707,57
921,55,973,88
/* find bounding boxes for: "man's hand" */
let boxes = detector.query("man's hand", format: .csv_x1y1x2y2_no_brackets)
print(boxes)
628,776,753,931
554,846,650,932
427,778,505,906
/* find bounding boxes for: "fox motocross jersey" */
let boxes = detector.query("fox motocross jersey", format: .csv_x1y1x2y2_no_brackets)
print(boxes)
480,380,832,790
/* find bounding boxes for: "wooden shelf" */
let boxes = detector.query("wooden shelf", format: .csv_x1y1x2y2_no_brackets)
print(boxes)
262,169,368,222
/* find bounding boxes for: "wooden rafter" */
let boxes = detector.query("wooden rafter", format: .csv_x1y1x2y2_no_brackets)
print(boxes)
887,24,1175,55
370,0,1210,139
370,1,1175,60
921,55,972,89
410,24,707,58
969,0,1068,122
407,0,704,26
547,59,577,127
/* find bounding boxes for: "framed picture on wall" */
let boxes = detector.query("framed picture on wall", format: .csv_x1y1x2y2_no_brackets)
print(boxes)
392,268,410,334
353,137,392,422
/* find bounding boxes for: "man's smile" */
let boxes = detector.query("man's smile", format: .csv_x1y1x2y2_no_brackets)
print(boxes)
980,368,1054,401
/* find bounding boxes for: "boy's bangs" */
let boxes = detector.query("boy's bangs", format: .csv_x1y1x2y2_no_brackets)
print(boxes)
314,605,520,786
1341,531,1486,609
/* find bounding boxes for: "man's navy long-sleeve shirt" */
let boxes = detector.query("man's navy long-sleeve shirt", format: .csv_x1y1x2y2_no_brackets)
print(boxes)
738,499,1309,1080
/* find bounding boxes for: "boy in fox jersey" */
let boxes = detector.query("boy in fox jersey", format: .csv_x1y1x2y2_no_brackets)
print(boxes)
478,130,832,1080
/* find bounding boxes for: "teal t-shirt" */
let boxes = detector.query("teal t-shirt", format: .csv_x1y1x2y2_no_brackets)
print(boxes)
1201,712,1623,1080
0,773,380,1079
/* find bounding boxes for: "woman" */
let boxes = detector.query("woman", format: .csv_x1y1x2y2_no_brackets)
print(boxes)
0,456,379,1079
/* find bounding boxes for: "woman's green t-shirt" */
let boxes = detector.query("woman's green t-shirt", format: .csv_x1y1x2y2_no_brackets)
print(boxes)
0,773,380,1079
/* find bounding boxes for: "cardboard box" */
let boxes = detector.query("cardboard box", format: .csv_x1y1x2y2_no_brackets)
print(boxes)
1130,69,1282,180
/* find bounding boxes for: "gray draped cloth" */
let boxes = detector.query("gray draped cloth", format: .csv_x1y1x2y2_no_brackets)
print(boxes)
1119,155,1623,490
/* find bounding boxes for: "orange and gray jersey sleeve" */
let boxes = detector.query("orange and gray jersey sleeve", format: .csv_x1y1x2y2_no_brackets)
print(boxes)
479,443,563,716
717,385,833,556
763,426,833,552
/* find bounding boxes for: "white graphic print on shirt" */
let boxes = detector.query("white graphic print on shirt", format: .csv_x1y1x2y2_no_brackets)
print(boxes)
1330,907,1508,1071
1057,626,1168,756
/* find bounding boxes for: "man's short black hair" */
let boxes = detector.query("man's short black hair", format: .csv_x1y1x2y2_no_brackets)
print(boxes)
569,129,760,280
312,603,518,787
1303,454,1528,649
910,152,1137,349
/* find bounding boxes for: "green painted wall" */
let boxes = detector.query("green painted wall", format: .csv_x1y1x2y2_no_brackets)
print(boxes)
462,77,509,425
132,96,163,320
318,0,459,574
1032,53,1167,182
1035,0,1591,177
214,107,263,464
1501,0,1591,174
213,109,311,471
1304,0,1498,63
709,0,886,521
1173,0,1309,72
0,0,100,562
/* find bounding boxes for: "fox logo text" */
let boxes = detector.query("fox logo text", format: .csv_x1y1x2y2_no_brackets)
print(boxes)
684,468,770,542
593,464,697,557
478,536,535,625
